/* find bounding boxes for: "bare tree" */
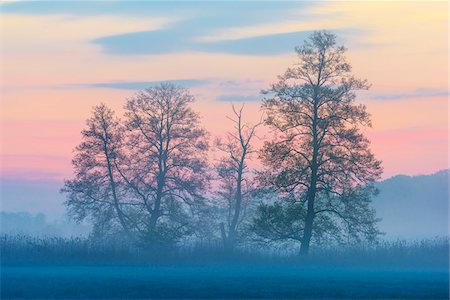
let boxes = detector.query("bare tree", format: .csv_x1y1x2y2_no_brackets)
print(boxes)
215,105,261,252
119,83,209,244
62,104,134,238
257,31,382,255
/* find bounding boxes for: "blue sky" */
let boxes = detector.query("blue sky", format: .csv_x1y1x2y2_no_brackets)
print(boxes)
2,1,346,56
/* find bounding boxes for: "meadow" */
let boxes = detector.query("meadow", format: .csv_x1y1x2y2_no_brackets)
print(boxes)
1,235,448,299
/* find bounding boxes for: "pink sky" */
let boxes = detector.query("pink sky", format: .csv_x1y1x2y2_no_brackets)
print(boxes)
1,1,448,182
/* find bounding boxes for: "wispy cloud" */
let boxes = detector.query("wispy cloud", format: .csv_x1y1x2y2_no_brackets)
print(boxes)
94,26,369,56
92,25,319,56
1,1,323,56
367,88,449,101
64,79,210,90
215,79,266,102
217,94,262,102
200,31,315,56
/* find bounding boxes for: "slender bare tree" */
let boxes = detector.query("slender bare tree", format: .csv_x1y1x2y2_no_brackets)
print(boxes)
215,105,261,252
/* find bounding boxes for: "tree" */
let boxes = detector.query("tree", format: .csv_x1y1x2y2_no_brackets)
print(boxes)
118,83,209,244
62,104,134,238
257,31,382,255
215,105,261,252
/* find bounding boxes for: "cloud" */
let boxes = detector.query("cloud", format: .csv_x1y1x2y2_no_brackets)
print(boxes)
2,2,372,57
75,79,210,90
0,1,191,17
367,88,449,101
203,31,316,56
0,1,311,22
215,79,266,102
94,28,317,56
217,94,262,102
218,79,265,88
2,1,323,56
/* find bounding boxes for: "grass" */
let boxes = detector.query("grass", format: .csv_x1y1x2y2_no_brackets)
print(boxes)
1,235,449,299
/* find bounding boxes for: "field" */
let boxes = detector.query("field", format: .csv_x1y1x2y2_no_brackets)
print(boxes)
2,263,449,299
1,235,449,299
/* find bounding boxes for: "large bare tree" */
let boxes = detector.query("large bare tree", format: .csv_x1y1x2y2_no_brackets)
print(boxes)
215,105,261,252
119,83,209,243
257,31,382,255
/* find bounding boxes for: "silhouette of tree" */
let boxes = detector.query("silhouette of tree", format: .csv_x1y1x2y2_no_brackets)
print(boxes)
62,104,134,238
256,31,382,255
215,105,261,252
117,83,210,244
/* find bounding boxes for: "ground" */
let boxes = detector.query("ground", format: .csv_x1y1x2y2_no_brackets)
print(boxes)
2,263,448,299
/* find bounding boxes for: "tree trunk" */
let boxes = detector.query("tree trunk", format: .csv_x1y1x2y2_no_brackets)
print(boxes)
220,223,237,253
300,185,316,255
300,86,319,256
104,143,131,237
227,230,237,252
220,222,228,250
149,161,165,230
227,161,244,253
149,191,161,230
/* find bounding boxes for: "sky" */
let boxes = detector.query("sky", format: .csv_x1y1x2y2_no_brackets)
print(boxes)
0,0,448,199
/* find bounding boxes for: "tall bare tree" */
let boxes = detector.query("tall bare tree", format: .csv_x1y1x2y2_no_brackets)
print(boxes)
257,31,382,255
62,104,133,237
215,105,261,252
119,83,209,243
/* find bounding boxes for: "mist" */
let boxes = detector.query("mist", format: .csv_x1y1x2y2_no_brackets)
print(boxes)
2,170,448,240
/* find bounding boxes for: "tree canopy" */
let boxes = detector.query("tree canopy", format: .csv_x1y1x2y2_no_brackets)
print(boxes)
255,30,382,254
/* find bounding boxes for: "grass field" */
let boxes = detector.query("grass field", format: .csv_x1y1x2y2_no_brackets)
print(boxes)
1,235,449,299
2,263,449,299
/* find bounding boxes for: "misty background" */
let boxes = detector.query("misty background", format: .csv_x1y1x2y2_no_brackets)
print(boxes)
1,169,448,240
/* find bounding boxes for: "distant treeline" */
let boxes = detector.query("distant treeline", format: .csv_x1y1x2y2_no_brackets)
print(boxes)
0,212,90,237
